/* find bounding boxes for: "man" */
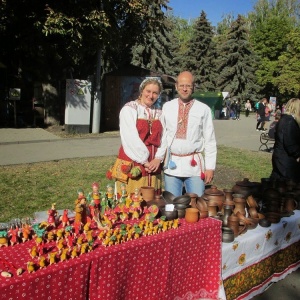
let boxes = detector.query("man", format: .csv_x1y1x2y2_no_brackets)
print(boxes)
256,98,267,131
156,71,217,197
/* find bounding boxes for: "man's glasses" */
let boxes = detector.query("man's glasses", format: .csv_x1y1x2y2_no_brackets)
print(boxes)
177,84,193,90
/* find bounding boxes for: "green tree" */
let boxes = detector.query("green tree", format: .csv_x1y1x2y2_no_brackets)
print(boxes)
184,11,217,91
249,0,297,97
216,15,260,100
275,28,300,97
131,11,174,75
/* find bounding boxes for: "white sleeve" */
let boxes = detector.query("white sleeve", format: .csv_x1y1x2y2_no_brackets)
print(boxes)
203,107,217,170
119,105,149,164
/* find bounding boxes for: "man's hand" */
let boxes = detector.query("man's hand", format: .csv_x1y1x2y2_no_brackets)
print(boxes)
205,169,214,184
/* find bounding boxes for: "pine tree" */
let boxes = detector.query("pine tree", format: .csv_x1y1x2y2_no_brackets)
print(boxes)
131,13,173,74
216,15,260,100
184,11,217,91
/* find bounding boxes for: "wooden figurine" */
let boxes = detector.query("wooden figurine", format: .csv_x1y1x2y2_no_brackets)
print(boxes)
29,245,38,258
38,256,47,269
60,209,70,227
87,183,101,210
48,252,57,265
47,203,58,228
70,247,78,259
60,248,69,262
0,230,9,247
27,261,35,273
8,226,20,246
21,223,32,242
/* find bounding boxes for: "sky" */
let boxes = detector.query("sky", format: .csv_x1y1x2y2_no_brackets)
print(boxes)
167,0,256,26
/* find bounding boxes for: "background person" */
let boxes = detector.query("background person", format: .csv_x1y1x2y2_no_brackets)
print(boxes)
235,99,241,120
256,98,267,131
109,77,164,195
245,99,252,117
270,98,300,183
156,71,217,197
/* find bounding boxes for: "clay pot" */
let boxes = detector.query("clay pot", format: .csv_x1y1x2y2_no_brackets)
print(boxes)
207,201,219,217
199,210,208,219
161,208,178,221
233,194,246,216
195,197,208,212
282,193,297,212
227,215,246,237
221,205,233,227
177,209,186,219
185,208,199,223
162,191,175,204
259,218,271,227
248,207,259,219
223,189,234,202
265,212,281,223
246,195,259,209
173,195,191,206
140,187,155,202
203,185,225,211
232,178,261,198
185,193,198,206
222,227,235,243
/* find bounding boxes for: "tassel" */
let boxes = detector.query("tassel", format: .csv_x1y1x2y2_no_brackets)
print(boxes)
201,172,205,180
190,154,197,167
168,160,177,170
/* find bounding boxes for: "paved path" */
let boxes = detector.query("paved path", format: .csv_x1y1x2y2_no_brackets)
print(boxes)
0,114,264,166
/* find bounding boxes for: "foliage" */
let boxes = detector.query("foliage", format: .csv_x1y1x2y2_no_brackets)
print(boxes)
249,0,298,98
275,28,300,97
216,15,260,100
131,10,174,74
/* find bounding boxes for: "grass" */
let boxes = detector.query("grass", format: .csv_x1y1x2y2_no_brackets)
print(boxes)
0,145,272,222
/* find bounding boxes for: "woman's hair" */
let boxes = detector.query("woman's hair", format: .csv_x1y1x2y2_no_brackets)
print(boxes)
139,77,163,94
284,98,300,126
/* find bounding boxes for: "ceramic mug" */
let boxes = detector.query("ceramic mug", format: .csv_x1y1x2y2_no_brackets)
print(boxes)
185,208,199,223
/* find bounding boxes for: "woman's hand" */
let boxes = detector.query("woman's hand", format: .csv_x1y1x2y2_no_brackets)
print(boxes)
144,158,161,173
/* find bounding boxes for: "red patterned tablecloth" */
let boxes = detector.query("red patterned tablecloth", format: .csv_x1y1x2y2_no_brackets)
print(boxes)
0,218,221,300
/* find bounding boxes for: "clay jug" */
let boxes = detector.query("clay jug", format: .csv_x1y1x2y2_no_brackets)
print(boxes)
222,205,233,227
223,189,234,202
233,194,246,216
227,215,246,237
140,187,155,202
185,208,199,223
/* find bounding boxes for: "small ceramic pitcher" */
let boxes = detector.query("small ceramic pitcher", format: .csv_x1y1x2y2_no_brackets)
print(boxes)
185,208,199,223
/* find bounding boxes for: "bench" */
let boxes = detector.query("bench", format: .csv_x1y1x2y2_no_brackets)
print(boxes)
259,132,275,152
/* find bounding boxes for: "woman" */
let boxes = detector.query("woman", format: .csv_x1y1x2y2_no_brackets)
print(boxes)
107,77,164,195
245,99,252,117
270,98,300,183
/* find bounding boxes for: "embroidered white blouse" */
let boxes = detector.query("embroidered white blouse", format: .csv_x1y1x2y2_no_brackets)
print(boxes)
156,98,217,177
119,100,162,165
